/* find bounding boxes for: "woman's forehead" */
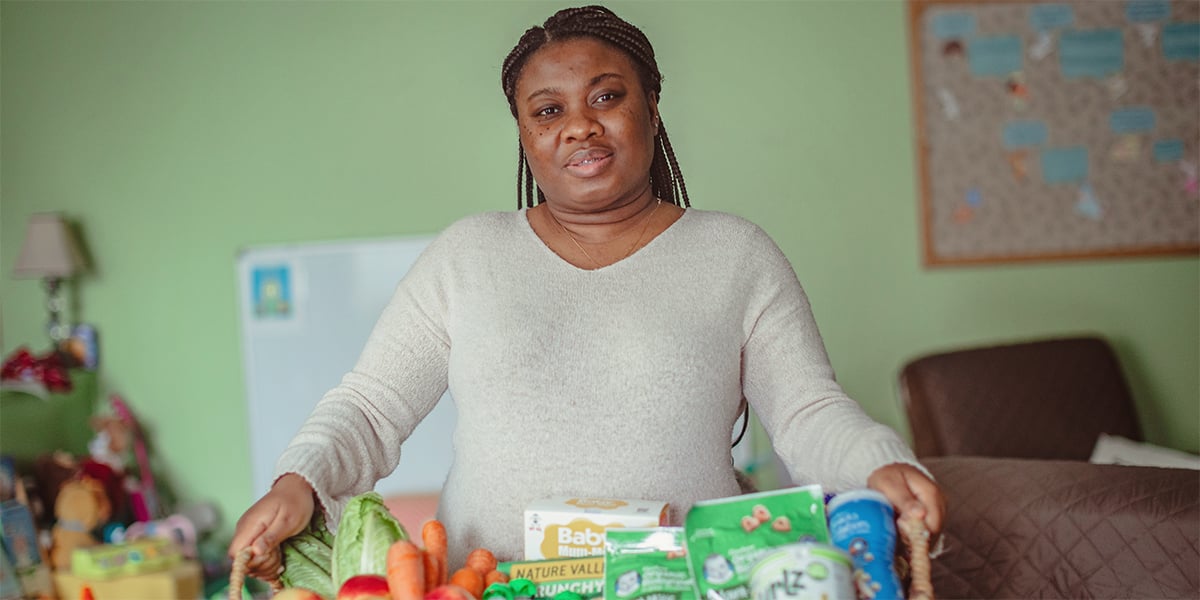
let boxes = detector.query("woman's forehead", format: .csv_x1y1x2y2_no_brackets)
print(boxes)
515,37,641,96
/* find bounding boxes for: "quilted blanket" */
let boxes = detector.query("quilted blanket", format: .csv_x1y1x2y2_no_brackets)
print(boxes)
924,456,1199,599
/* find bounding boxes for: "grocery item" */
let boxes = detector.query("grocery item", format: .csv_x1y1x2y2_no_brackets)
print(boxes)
330,492,409,592
826,490,901,600
604,527,696,599
684,486,828,600
749,543,855,600
496,556,604,598
280,512,337,599
525,497,668,560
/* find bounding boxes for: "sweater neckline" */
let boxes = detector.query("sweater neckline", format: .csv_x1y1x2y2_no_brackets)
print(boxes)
517,206,693,273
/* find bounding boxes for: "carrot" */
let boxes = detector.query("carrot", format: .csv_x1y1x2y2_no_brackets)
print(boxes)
465,548,498,576
422,549,440,593
422,520,449,587
387,540,425,600
484,569,509,587
449,567,485,599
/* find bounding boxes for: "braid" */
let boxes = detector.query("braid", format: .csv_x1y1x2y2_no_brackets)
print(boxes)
501,5,690,209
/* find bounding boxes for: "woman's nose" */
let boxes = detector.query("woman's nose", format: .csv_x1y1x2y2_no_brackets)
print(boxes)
562,108,603,142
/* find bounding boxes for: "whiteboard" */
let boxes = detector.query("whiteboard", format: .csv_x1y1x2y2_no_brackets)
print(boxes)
235,235,455,499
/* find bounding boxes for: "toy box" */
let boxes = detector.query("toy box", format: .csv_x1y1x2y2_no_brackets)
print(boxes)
54,559,201,600
524,497,668,560
70,538,181,579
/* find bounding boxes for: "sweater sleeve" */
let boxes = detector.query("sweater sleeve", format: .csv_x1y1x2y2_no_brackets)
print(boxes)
272,229,454,530
738,228,922,492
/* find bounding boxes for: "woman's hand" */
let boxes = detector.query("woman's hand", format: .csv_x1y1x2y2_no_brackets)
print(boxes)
227,473,316,581
867,462,945,539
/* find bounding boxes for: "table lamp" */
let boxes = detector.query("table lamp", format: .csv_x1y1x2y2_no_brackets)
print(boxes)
13,212,87,346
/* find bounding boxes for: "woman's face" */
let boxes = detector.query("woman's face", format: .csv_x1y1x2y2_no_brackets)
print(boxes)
513,37,659,211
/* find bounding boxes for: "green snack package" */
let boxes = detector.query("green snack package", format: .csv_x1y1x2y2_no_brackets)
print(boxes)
683,486,828,600
604,527,697,600
280,511,336,598
497,557,605,599
330,491,409,591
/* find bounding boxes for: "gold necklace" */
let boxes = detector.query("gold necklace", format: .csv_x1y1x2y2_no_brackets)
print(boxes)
548,198,662,269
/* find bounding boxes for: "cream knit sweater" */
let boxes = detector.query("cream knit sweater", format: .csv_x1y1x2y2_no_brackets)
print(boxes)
275,208,920,568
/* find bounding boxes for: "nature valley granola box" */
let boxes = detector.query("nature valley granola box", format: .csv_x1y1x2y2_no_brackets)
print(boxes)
525,497,669,560
496,556,605,599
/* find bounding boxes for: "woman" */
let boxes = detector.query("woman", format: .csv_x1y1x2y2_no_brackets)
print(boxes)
229,5,944,578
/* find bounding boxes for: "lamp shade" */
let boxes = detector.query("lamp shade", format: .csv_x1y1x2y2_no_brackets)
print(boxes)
13,213,86,279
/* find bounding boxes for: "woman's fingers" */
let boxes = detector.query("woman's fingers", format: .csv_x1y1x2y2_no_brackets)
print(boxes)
868,463,946,537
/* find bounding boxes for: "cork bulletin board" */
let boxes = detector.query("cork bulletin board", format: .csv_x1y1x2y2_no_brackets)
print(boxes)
907,0,1199,266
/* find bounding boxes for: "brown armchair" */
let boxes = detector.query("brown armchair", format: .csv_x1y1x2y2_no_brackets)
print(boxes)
896,336,1199,598
897,335,1142,460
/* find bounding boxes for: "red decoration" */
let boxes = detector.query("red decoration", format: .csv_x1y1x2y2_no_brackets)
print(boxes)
1,346,73,392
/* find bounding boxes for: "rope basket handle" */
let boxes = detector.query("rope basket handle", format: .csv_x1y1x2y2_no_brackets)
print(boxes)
899,515,935,600
229,547,283,600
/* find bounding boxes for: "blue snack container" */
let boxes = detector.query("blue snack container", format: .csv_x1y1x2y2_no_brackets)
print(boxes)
826,489,903,600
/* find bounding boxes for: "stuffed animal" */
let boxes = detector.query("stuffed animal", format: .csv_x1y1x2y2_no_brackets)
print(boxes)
49,477,112,570
80,414,135,522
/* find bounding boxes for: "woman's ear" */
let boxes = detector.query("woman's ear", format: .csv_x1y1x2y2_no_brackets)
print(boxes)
647,92,660,129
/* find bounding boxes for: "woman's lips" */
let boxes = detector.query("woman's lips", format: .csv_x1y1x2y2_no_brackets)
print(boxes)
565,148,613,176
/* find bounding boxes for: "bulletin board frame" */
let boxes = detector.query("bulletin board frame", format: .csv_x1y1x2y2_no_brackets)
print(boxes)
907,0,1199,266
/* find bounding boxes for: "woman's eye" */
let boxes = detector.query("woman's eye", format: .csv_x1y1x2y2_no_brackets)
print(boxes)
534,106,561,117
595,92,620,103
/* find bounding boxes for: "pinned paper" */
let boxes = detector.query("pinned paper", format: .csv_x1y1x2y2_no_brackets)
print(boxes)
1137,23,1159,48
1162,22,1200,62
1060,29,1124,78
1125,0,1171,23
1109,134,1142,162
1008,150,1030,181
966,188,983,207
1030,32,1055,61
932,11,977,39
1153,139,1185,163
969,36,1024,77
1110,107,1156,134
952,203,974,224
1182,162,1199,196
1042,146,1089,184
937,88,961,120
1006,72,1031,110
1105,75,1129,99
1031,4,1074,32
942,39,965,58
1076,184,1103,220
1002,120,1048,149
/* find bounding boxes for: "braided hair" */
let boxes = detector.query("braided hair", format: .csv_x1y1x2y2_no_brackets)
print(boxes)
501,5,690,209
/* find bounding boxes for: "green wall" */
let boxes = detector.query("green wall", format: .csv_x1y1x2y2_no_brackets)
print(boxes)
3,1,1197,538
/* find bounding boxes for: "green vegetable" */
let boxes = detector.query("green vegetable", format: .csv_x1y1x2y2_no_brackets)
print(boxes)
280,511,336,599
331,491,409,591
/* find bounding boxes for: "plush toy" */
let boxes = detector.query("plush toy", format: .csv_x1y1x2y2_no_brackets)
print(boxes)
49,477,112,570
80,414,135,522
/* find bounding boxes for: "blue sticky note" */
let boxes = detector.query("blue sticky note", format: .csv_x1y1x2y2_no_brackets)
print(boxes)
1110,107,1156,134
1126,0,1171,23
1060,29,1124,78
969,36,1023,77
1162,22,1200,61
1003,120,1049,148
966,188,982,207
1031,4,1074,31
932,11,976,39
1153,139,1185,162
1042,147,1089,184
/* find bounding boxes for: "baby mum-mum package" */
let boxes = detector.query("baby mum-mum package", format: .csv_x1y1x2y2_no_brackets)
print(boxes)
524,497,669,560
